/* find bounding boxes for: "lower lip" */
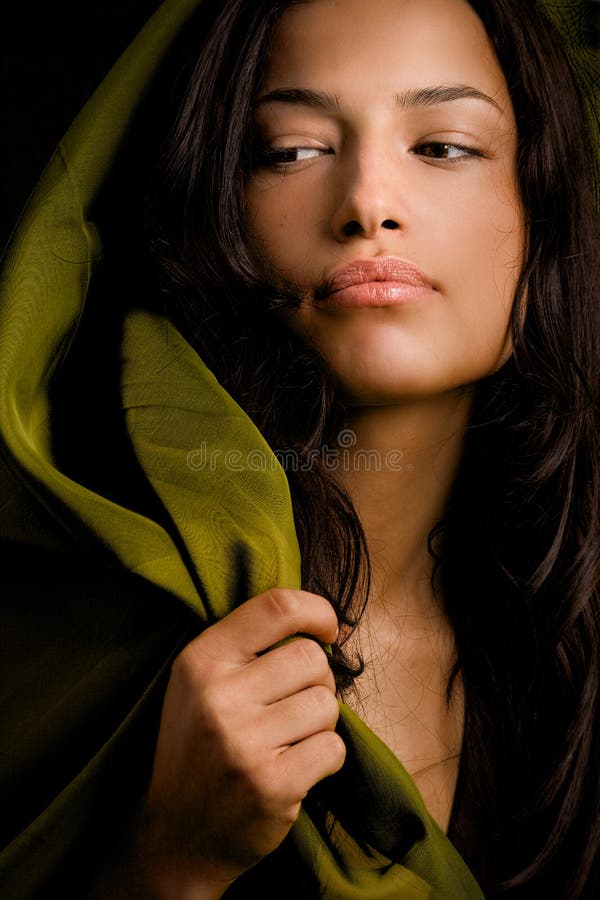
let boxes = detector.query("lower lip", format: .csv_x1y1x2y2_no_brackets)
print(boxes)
320,281,436,307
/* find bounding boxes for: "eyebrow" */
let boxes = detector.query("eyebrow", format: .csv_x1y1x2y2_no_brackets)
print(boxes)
254,84,503,114
396,85,503,113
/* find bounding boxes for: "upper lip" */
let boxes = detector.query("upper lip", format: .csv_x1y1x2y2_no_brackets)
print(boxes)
317,257,434,299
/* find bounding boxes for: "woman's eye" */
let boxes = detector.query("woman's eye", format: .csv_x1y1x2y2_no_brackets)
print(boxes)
412,142,482,161
257,146,331,167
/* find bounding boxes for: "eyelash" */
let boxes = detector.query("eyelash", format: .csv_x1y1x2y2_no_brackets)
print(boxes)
412,142,485,162
255,141,484,168
255,146,331,167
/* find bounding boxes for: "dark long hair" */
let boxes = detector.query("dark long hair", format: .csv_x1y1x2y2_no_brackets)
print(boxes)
146,0,600,896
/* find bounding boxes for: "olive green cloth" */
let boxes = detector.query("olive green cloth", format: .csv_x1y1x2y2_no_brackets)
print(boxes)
0,1,595,897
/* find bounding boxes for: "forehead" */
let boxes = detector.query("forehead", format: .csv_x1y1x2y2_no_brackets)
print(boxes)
261,0,509,109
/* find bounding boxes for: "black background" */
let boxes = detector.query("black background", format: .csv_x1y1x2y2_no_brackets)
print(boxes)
0,2,163,255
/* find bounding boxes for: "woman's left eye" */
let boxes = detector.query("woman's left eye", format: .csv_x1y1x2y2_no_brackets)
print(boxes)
412,142,483,161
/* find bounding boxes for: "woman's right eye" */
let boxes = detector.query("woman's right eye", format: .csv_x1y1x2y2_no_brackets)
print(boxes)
256,146,331,167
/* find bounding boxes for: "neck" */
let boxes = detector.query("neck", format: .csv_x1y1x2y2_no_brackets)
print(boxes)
337,390,473,618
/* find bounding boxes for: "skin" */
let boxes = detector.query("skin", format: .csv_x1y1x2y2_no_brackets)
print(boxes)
98,1,526,895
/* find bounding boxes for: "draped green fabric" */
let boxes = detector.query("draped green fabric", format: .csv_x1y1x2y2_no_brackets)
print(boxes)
0,1,596,897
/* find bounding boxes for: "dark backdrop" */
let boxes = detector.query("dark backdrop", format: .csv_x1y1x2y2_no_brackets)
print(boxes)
0,1,162,256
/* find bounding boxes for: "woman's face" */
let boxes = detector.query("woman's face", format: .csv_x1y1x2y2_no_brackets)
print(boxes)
245,0,525,405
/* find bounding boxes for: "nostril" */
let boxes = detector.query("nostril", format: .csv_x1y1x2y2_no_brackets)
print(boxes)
341,220,363,237
382,219,400,230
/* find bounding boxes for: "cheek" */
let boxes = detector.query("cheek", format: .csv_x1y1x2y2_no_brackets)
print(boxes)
434,177,524,374
448,169,524,306
246,196,286,257
486,201,524,339
245,176,329,282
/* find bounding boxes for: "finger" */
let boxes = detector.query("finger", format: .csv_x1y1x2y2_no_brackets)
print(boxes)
242,637,336,704
264,686,340,748
187,589,339,667
275,731,346,800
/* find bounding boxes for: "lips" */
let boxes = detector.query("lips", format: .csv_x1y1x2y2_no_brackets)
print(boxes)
317,257,434,300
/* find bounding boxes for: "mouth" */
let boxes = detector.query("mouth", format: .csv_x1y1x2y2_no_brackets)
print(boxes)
315,257,437,307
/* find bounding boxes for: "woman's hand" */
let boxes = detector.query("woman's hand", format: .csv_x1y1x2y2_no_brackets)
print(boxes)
137,588,345,898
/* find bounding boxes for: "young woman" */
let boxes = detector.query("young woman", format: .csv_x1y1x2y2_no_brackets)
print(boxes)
0,0,598,898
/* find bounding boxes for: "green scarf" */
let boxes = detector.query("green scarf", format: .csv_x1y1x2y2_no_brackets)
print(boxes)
0,1,595,896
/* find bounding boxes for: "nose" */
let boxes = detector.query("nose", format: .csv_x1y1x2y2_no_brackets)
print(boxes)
330,146,404,241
